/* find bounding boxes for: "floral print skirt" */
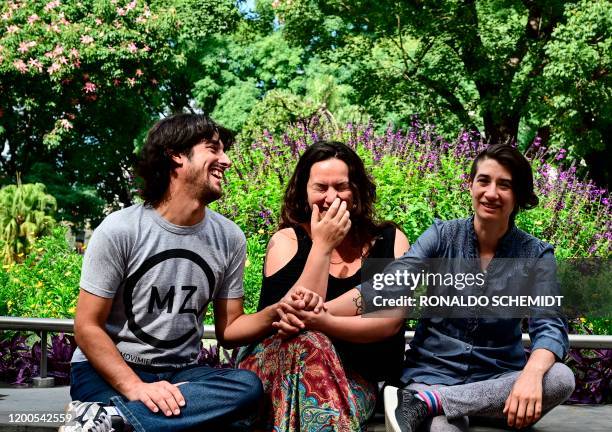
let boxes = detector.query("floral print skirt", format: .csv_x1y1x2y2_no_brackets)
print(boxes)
237,331,377,432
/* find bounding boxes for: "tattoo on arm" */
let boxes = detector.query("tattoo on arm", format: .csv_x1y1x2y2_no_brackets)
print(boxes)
353,292,363,315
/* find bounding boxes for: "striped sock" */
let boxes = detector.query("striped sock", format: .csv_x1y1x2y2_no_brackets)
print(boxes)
414,390,443,415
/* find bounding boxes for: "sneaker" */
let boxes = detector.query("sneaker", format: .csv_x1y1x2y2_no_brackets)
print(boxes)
60,401,125,432
384,386,429,432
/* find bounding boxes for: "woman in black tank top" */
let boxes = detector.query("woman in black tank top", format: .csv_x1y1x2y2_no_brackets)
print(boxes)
237,141,409,431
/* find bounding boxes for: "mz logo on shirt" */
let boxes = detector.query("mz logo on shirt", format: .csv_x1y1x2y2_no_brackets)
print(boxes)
123,249,215,349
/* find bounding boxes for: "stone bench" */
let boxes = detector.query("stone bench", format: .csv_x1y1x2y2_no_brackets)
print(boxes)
0,385,611,431
1,317,611,431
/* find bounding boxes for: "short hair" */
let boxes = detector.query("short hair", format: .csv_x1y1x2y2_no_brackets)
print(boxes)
137,113,234,206
469,144,538,220
280,141,383,248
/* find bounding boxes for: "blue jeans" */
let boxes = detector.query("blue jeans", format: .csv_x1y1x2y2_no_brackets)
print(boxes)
70,361,263,432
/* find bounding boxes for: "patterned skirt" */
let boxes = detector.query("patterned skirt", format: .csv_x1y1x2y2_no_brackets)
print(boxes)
237,331,378,432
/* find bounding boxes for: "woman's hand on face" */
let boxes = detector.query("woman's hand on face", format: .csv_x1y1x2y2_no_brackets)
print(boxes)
310,198,351,253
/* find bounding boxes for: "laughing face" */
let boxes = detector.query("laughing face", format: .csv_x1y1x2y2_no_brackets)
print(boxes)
306,158,354,215
179,135,231,204
469,158,516,226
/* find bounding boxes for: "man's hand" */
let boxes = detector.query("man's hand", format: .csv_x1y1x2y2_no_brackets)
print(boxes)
124,381,186,416
503,369,543,429
310,198,351,253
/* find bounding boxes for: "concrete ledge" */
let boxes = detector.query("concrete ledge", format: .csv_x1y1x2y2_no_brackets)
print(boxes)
1,385,611,431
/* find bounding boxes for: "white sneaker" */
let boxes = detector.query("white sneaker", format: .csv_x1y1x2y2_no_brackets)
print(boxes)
60,401,121,432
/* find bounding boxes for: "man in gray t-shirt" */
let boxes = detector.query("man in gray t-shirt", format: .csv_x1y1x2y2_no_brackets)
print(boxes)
62,114,308,432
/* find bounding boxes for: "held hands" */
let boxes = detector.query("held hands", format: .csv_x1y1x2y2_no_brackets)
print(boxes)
272,286,327,338
124,380,186,416
503,370,544,429
311,198,351,253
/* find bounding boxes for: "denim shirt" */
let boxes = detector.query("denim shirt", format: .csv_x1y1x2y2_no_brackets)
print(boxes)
388,217,569,386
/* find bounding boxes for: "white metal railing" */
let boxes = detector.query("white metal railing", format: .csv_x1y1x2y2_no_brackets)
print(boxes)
2,316,612,385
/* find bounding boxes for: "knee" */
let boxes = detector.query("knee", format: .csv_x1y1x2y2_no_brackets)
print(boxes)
233,369,264,409
545,363,575,402
284,330,334,352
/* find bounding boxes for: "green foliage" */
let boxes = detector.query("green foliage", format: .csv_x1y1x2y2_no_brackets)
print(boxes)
0,181,57,263
0,0,242,226
0,227,81,317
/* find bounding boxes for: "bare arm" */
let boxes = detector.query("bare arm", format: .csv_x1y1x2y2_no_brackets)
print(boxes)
213,298,277,348
326,228,410,317
265,198,351,299
215,288,325,348
75,290,185,416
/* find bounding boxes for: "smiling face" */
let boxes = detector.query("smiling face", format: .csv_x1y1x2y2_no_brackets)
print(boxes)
176,135,231,204
306,158,353,215
469,158,516,226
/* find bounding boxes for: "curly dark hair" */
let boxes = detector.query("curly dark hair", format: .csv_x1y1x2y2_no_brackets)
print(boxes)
137,113,234,206
280,141,393,249
469,143,539,221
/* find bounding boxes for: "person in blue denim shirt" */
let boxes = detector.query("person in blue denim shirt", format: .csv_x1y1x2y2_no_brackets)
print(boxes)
383,144,575,431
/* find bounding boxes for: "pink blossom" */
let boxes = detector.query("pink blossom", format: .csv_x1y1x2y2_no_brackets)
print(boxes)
126,77,136,87
135,16,146,24
53,45,64,56
127,42,138,53
83,82,97,93
13,59,28,74
8,2,19,11
95,18,103,25
28,14,40,24
113,78,121,87
80,35,94,44
7,25,20,34
46,23,61,33
47,63,61,74
150,78,158,85
58,56,68,65
73,59,81,68
126,1,137,11
116,7,127,16
135,68,143,76
60,119,73,130
44,1,60,12
70,48,80,58
28,58,43,72
142,45,151,52
18,41,36,53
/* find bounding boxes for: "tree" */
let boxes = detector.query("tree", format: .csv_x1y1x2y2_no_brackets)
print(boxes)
0,0,241,225
0,179,57,263
273,0,611,185
191,1,366,140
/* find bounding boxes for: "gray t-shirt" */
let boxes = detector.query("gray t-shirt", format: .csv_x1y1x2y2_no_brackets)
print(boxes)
71,204,246,368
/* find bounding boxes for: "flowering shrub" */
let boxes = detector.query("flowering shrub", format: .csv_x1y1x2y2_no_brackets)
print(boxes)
0,0,177,147
0,227,81,318
213,118,610,269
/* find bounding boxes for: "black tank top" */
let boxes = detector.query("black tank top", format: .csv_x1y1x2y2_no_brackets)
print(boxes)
258,224,396,308
258,224,405,382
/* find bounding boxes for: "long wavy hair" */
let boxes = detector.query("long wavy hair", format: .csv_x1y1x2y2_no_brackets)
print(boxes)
137,113,234,207
280,141,394,250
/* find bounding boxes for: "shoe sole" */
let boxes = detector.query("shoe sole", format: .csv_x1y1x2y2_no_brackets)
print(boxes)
384,385,402,432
